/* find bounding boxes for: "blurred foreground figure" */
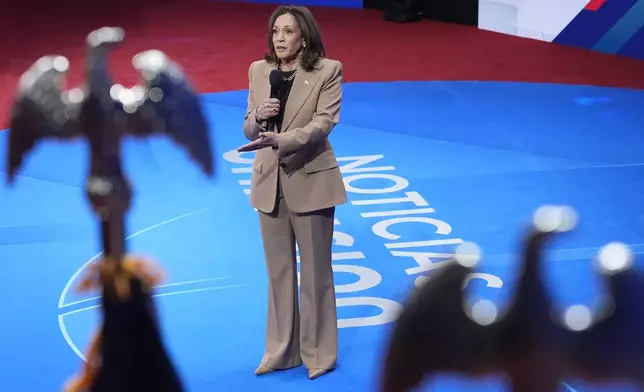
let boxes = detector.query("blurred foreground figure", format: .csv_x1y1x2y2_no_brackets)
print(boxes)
381,205,644,392
566,241,644,387
6,27,214,392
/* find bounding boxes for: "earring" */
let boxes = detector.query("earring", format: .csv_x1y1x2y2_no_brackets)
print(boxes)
303,42,306,48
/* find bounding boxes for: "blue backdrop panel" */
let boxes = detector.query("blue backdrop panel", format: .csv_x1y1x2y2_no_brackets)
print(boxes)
617,16,644,59
553,0,638,49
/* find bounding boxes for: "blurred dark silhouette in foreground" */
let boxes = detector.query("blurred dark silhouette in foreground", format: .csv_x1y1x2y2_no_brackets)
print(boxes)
381,205,644,392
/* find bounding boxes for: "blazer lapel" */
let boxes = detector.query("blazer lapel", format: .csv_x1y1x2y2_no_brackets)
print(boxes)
281,64,322,132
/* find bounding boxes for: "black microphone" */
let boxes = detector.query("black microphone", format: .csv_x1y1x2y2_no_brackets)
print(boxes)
268,70,286,132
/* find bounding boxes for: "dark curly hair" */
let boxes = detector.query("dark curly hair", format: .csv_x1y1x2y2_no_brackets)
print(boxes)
264,5,326,72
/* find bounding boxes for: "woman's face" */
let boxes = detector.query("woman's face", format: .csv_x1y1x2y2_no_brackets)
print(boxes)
272,13,303,62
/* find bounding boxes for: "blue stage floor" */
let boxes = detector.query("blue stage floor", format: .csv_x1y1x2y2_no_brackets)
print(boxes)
1,81,643,391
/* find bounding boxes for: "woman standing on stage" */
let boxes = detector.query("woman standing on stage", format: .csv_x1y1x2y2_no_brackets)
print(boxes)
240,4,346,381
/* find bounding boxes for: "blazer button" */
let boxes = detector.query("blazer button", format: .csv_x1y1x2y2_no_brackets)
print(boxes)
279,162,287,168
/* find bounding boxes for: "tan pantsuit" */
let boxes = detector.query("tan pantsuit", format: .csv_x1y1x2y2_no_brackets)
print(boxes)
243,58,347,372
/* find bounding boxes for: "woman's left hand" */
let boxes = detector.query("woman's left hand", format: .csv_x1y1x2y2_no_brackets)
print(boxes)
258,132,278,147
237,132,279,152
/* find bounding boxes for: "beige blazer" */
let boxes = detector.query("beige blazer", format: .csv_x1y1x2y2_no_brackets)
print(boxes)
243,58,347,214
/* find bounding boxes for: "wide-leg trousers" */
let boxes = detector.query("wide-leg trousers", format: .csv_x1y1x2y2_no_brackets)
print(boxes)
257,193,338,371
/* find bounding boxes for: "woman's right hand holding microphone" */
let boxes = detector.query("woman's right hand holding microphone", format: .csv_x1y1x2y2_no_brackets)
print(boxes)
256,98,281,122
